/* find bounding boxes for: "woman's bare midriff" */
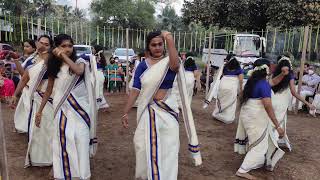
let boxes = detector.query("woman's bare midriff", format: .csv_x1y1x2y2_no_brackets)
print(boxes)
153,89,168,100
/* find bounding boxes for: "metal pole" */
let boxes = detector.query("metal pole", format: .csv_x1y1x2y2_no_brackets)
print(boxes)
205,32,213,95
295,26,310,114
126,28,130,94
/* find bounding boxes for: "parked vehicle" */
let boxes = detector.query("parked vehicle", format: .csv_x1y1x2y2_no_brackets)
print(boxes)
74,45,93,58
112,48,135,64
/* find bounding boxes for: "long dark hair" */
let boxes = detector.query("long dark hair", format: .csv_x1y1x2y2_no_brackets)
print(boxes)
225,57,240,70
22,39,36,49
184,56,196,69
241,59,269,105
146,30,165,57
38,35,54,47
93,45,106,67
272,57,293,93
47,34,77,78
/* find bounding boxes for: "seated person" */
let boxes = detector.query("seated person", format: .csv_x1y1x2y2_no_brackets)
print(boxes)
297,66,320,109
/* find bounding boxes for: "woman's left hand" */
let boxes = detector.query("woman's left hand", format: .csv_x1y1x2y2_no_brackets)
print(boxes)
161,31,172,39
309,104,316,110
52,48,65,59
35,112,42,128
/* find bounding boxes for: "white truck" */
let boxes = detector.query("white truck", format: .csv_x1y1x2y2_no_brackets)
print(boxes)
202,33,266,67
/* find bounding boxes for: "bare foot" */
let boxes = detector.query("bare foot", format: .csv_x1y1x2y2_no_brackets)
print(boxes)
236,171,257,180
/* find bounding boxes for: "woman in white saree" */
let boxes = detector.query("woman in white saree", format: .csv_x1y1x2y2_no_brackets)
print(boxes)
12,40,37,133
11,35,54,167
211,57,243,123
35,34,97,180
91,45,109,110
271,56,315,151
234,59,285,180
122,31,202,180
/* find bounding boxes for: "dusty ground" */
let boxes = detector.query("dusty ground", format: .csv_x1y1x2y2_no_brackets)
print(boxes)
1,92,320,180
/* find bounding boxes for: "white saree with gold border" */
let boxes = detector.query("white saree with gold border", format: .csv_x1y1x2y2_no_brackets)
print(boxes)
52,59,97,180
24,59,54,167
14,54,38,133
234,99,284,173
90,55,109,109
212,76,239,124
134,57,201,180
272,88,292,151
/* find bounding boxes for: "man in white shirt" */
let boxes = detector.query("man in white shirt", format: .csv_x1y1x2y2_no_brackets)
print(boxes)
297,66,320,109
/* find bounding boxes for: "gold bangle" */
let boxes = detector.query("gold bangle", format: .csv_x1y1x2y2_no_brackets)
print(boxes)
122,114,128,118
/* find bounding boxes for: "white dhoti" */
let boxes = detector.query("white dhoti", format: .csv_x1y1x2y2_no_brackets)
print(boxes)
312,94,320,114
25,91,54,167
134,97,180,180
291,88,313,110
212,76,239,124
14,86,31,133
96,70,109,109
272,88,292,151
235,99,284,173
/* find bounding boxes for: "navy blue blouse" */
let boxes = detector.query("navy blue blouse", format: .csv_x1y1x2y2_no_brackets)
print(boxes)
133,60,176,90
223,67,243,76
250,80,271,99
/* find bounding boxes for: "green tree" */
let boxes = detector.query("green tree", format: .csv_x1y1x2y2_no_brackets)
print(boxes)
34,0,56,17
157,5,184,31
90,0,155,29
182,0,320,31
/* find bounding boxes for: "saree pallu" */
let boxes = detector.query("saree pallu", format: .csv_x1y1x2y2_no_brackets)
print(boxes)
235,99,284,173
185,71,195,105
24,89,54,167
52,61,96,180
96,70,109,109
212,76,239,124
272,88,292,151
135,57,202,180
14,86,31,133
134,94,180,180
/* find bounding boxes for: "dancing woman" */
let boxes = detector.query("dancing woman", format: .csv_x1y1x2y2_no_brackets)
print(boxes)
91,45,109,110
35,34,97,180
235,59,285,180
11,35,54,167
121,30,201,180
12,40,37,133
271,56,315,151
211,56,243,124
183,54,201,105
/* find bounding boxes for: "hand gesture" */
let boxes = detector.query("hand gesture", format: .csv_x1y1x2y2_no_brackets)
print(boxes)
276,127,285,139
35,112,42,128
161,31,172,40
309,104,316,110
121,114,129,129
10,96,17,107
52,48,65,59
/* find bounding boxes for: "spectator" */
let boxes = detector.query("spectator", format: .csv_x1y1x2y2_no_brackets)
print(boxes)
296,66,320,109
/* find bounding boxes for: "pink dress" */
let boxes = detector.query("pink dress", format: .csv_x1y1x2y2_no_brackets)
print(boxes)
0,78,15,97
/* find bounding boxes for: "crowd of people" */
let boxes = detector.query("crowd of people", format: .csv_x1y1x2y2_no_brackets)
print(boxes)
0,29,319,180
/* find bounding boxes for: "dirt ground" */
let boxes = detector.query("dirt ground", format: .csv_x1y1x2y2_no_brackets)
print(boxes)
1,92,320,180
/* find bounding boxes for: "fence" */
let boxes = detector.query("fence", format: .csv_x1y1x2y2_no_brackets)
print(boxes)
0,15,319,60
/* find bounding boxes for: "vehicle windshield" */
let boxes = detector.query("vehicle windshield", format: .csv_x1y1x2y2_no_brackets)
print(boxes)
74,46,91,55
234,36,260,57
115,49,135,56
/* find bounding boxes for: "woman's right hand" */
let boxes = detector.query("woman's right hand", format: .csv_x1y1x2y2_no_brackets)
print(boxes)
121,114,129,129
276,126,285,138
10,96,17,106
